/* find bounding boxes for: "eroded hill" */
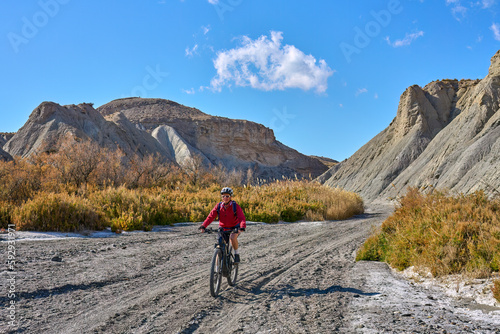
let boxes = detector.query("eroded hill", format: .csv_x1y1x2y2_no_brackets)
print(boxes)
319,50,500,201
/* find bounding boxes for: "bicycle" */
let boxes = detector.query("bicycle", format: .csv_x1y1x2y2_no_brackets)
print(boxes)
204,227,239,297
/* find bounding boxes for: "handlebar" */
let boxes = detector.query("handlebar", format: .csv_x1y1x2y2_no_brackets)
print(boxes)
219,227,241,234
200,226,243,234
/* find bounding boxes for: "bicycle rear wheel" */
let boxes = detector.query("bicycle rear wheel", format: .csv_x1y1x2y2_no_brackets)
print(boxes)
227,246,238,286
210,248,223,297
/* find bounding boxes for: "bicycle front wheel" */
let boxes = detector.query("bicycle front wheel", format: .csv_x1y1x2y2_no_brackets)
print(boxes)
210,248,223,297
227,246,238,286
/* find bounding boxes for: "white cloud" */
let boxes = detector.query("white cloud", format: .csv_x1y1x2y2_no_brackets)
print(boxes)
210,31,334,93
445,0,467,20
185,44,198,57
482,0,496,8
374,93,379,99
208,0,219,4
202,25,210,35
182,88,196,94
452,5,467,19
355,88,368,96
385,31,424,47
491,23,500,41
446,0,494,19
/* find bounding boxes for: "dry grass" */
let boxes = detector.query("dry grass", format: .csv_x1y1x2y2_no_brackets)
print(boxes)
357,188,500,281
493,279,500,302
2,182,363,232
237,181,364,223
0,144,364,232
14,192,104,232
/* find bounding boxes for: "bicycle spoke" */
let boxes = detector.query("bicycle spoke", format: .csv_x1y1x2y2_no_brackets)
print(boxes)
210,249,222,297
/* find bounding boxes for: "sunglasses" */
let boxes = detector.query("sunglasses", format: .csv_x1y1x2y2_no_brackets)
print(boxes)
222,195,231,198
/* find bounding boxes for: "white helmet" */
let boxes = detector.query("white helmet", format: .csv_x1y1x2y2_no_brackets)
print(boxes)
220,187,233,196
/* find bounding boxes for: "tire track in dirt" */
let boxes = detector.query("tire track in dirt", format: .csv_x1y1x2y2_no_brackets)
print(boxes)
180,218,380,333
2,207,391,334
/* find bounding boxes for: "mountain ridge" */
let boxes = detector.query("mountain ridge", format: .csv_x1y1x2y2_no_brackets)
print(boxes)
319,50,500,202
2,98,329,180
96,97,328,179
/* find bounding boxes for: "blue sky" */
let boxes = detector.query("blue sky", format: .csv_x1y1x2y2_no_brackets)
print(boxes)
1,0,499,161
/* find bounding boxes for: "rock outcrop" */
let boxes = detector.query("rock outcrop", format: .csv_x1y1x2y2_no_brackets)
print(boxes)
319,50,500,201
151,125,210,167
3,102,172,160
97,98,328,179
3,98,329,179
0,133,15,148
102,111,172,160
0,147,12,162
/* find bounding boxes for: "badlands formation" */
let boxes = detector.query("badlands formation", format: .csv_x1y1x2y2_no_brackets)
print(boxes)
319,50,500,202
1,98,328,180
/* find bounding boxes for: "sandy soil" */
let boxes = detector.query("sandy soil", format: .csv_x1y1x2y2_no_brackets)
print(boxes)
1,204,500,333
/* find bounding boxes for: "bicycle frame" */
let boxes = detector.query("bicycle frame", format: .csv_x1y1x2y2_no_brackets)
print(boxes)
216,228,234,277
207,227,238,297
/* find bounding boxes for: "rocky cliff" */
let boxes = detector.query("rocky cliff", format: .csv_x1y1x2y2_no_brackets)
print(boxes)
0,147,12,162
0,133,14,148
0,133,14,161
97,98,328,178
3,98,328,179
319,50,500,201
3,102,172,160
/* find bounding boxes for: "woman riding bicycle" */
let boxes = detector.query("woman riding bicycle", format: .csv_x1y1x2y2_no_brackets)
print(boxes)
199,187,246,263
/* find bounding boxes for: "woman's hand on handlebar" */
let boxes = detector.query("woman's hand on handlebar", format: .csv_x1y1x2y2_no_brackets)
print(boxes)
232,227,244,235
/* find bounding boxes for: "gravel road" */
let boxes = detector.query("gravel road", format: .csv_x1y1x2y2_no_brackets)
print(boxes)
1,204,500,333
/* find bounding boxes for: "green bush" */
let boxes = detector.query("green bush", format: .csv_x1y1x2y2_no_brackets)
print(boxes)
356,231,388,262
357,188,500,278
110,210,149,232
0,201,13,229
280,206,305,222
14,192,104,232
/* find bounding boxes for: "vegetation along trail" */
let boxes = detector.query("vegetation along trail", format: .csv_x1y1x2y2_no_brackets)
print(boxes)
2,204,500,333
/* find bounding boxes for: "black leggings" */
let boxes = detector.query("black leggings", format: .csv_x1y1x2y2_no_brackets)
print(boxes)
218,225,240,244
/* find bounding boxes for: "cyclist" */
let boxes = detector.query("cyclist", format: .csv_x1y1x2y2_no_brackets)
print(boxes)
199,187,246,263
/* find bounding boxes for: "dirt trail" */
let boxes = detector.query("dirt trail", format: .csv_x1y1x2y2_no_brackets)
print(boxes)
2,205,500,333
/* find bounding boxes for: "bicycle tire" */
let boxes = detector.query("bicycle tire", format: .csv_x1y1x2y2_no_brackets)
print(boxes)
227,246,238,286
210,248,223,297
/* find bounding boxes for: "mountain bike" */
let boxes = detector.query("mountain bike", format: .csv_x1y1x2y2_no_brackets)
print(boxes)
205,227,239,297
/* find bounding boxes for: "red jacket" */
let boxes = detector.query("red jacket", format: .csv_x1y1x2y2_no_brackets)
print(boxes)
202,201,246,229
